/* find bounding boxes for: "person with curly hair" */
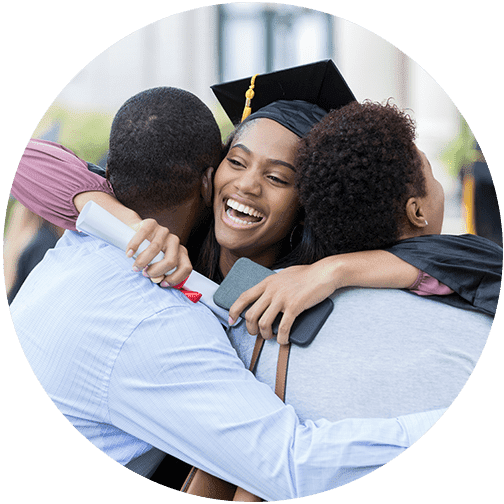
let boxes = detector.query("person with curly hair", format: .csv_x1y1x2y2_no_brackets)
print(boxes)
288,100,501,316
224,100,498,430
297,100,435,257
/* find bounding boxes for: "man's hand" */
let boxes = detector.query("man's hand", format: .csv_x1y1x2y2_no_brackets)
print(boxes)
126,219,192,288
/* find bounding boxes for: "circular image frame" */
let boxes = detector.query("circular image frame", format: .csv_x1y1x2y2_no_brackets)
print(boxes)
2,2,502,503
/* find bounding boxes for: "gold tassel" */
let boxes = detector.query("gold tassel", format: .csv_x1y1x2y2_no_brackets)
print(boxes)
462,173,476,235
241,74,258,122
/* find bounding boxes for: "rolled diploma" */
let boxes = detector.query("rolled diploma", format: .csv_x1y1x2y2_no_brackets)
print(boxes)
76,201,233,322
76,200,166,267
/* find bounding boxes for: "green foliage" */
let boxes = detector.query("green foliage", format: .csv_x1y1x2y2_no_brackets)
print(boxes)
441,116,478,177
34,102,235,162
213,105,235,143
33,103,113,165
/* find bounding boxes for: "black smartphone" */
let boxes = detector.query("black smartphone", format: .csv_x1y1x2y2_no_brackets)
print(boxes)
213,257,333,347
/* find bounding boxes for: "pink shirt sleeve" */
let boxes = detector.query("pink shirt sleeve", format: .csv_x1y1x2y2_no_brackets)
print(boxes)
11,139,115,231
408,269,454,296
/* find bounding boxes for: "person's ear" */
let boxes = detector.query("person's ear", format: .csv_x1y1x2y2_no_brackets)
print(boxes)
201,167,214,207
405,196,428,229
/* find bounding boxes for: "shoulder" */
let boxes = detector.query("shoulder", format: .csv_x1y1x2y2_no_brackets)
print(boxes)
19,230,221,327
27,139,84,161
330,287,492,324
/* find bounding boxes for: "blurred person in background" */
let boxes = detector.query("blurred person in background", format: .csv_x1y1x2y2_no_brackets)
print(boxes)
4,200,62,304
461,142,502,247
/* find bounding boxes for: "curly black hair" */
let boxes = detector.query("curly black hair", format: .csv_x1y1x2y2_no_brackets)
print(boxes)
107,87,222,216
294,100,426,261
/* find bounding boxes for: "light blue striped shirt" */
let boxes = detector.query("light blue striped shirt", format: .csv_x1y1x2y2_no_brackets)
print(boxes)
10,230,445,500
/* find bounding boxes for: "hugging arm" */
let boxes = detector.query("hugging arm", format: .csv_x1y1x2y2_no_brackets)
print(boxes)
230,236,502,343
229,251,424,343
110,303,445,500
12,139,191,284
12,139,115,230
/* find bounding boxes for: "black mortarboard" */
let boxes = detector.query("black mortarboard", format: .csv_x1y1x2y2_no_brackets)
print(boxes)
211,60,356,137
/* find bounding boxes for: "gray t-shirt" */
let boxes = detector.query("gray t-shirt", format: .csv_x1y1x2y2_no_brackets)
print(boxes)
227,287,492,422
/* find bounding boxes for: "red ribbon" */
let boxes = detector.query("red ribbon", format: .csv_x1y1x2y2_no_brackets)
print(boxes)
179,288,202,303
173,276,202,303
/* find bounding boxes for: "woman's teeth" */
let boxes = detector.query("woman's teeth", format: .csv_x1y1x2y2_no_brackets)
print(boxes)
225,198,265,225
226,198,264,219
226,208,259,225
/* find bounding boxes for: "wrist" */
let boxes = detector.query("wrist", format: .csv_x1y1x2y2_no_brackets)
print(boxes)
317,256,347,291
121,210,143,229
73,191,142,228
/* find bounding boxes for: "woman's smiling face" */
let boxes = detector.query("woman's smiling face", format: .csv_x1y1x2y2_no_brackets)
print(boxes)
213,118,301,275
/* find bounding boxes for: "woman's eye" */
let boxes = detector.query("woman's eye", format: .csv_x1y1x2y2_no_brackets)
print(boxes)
268,175,289,185
227,158,244,168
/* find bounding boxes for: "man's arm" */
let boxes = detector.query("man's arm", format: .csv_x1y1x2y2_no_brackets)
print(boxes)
109,303,444,500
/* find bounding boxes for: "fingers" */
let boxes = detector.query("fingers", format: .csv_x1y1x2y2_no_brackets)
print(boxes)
141,246,193,287
253,302,297,343
228,284,264,326
275,312,297,345
140,233,179,277
242,294,284,341
242,296,271,337
158,247,193,288
127,219,163,265
126,219,193,287
229,278,298,343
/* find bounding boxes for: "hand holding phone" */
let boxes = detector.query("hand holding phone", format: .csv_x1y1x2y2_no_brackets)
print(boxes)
214,258,333,346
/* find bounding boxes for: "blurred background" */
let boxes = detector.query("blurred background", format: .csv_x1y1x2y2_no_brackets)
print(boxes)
4,2,502,302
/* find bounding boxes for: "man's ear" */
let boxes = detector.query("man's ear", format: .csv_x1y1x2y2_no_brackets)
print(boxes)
201,167,214,207
405,196,428,229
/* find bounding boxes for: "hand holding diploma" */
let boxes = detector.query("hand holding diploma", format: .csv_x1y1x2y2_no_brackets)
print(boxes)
76,201,192,287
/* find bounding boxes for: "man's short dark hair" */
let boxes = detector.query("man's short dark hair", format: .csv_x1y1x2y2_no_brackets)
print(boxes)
296,101,425,259
107,87,222,214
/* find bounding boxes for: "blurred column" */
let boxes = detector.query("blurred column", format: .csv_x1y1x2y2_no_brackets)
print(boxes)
142,21,159,89
409,60,463,235
396,51,409,106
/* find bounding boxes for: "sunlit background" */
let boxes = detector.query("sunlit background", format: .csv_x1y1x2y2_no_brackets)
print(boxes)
6,2,501,304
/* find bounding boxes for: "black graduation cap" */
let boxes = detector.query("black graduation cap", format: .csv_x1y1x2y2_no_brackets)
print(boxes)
211,60,356,137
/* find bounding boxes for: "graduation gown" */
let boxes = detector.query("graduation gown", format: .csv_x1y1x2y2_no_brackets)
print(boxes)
386,234,502,316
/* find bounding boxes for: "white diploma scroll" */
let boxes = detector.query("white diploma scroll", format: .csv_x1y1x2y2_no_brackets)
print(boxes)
76,200,165,265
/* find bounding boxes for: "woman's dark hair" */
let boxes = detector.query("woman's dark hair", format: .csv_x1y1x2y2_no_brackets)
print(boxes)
107,87,222,216
294,100,426,263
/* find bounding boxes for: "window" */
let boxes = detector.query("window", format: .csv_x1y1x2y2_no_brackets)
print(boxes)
217,4,334,82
